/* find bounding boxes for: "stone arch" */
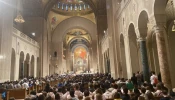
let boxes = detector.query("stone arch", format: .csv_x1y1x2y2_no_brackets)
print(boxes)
68,37,91,50
119,34,127,78
51,16,97,71
30,55,35,77
128,23,140,74
138,10,151,82
167,21,175,87
138,10,149,38
154,0,174,88
62,27,93,43
52,16,97,43
19,51,25,79
24,53,30,78
10,48,16,81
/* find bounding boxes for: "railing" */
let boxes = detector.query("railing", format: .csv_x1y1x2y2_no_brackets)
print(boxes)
12,28,40,48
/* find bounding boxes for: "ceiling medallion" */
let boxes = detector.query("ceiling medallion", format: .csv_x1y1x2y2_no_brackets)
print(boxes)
14,13,25,23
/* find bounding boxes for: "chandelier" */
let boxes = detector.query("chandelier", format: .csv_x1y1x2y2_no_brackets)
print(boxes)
14,13,25,23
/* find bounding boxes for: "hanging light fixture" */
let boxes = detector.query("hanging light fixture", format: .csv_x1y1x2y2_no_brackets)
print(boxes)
14,12,25,23
14,0,25,23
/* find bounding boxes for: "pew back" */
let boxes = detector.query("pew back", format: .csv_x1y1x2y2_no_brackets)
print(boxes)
7,89,27,100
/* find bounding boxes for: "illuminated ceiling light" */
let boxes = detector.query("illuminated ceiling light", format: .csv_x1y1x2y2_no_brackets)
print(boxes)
0,55,3,59
104,30,106,34
14,13,25,23
32,32,35,36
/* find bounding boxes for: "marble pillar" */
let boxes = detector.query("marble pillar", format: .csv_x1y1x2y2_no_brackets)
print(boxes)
154,25,172,89
138,38,150,82
0,0,14,82
34,56,37,77
15,54,20,80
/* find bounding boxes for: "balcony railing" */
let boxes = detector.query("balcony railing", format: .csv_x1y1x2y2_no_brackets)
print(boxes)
12,27,40,48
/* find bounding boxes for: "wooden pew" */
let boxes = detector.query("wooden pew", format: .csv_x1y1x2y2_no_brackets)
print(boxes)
6,89,27,100
0,93,2,100
36,85,42,92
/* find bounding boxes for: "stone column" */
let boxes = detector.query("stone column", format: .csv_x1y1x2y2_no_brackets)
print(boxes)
154,25,172,89
138,38,150,82
34,56,37,77
0,0,14,82
15,54,20,80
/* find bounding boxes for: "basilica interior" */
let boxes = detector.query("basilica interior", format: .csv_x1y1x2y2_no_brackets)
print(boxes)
0,0,175,89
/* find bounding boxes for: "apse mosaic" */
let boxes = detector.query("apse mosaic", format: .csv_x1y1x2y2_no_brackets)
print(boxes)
73,47,88,73
74,47,87,65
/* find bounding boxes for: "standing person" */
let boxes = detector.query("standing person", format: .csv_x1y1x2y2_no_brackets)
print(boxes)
126,79,134,91
131,73,137,85
150,71,158,85
121,87,130,100
136,71,142,87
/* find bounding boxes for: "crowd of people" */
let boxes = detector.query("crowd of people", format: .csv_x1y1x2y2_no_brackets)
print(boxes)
0,72,175,100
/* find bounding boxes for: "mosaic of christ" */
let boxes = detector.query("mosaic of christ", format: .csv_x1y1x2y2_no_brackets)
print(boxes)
74,47,87,66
